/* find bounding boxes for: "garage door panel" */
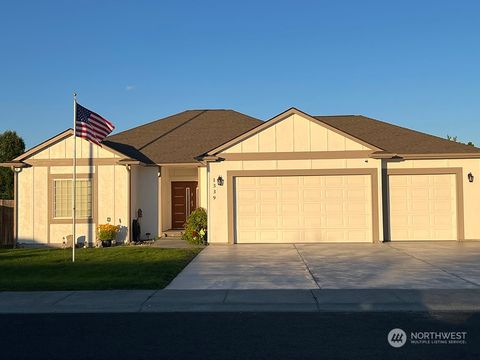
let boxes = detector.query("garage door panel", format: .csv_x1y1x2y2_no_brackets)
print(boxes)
280,203,298,212
235,175,372,243
411,176,430,186
411,201,429,211
304,177,322,185
303,189,322,201
304,216,322,226
325,202,343,212
304,203,321,213
259,216,276,228
434,215,453,226
435,201,452,211
325,230,346,242
238,190,256,201
390,215,408,227
325,189,343,199
259,177,278,186
347,176,367,185
260,190,277,201
325,215,344,227
349,231,372,242
237,216,257,227
260,231,277,242
389,174,457,241
348,215,369,226
325,176,344,186
412,215,429,226
411,188,429,198
346,201,368,212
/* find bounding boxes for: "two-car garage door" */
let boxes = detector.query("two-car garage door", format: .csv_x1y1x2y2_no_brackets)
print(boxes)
234,174,373,243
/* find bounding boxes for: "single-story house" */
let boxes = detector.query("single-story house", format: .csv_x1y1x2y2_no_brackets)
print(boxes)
2,107,480,245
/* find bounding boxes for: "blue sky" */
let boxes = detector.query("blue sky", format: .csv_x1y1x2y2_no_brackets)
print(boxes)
1,0,479,148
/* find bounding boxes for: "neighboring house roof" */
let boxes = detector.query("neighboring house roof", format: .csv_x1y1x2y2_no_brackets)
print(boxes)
104,110,262,164
315,115,480,155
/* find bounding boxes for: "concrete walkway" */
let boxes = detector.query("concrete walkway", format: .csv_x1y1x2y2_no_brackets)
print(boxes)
1,289,480,313
167,242,480,289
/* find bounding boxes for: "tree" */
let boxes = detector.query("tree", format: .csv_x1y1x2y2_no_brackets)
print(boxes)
447,135,475,147
0,131,25,199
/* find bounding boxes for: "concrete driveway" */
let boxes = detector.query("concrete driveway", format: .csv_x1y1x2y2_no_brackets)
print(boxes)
167,242,480,289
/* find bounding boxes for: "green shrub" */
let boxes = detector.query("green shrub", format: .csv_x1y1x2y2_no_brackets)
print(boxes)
182,208,207,245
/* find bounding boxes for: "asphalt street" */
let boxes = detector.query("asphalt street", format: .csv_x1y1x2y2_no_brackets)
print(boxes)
1,312,479,360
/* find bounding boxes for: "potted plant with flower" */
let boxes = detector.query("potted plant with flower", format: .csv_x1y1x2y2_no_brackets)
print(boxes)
97,224,120,247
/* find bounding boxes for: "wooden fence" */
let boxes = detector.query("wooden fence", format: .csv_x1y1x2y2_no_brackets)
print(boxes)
0,200,14,246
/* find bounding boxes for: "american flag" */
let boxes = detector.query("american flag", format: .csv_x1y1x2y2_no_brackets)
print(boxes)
75,103,115,146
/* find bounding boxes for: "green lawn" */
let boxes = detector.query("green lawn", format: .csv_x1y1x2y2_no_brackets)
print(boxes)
0,247,202,291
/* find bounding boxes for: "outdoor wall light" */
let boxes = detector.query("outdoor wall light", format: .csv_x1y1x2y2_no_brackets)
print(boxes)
217,176,224,186
468,172,474,183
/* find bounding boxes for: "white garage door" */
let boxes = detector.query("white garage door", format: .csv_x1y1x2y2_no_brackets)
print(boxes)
388,174,457,241
235,175,373,243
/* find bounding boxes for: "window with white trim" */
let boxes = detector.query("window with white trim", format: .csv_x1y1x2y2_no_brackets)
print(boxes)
53,179,92,219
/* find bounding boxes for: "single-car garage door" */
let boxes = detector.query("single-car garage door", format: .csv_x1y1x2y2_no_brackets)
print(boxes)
388,174,457,240
235,175,373,243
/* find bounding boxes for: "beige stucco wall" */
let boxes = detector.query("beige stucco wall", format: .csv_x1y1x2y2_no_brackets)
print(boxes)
198,166,208,209
223,113,369,153
17,135,129,245
386,158,480,240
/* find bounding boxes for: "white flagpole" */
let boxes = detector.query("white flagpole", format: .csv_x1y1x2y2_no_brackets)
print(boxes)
72,93,77,263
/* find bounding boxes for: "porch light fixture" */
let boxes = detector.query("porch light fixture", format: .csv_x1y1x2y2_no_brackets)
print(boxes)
217,176,224,186
468,172,474,183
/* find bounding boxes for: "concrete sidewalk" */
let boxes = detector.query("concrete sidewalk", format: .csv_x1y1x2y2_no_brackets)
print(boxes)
1,289,480,313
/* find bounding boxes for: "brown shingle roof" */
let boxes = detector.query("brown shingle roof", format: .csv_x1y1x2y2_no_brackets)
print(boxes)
315,115,480,154
104,110,262,164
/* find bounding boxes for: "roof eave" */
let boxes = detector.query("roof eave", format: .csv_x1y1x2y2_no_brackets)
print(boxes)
369,152,399,159
0,161,31,169
397,153,480,160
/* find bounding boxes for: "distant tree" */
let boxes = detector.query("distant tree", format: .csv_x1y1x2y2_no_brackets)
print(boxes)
0,131,25,199
447,135,475,147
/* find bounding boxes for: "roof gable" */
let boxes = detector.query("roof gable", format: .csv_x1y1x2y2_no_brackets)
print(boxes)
206,108,380,156
14,129,127,162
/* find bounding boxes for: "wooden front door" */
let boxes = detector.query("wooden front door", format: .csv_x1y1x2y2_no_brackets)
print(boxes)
171,181,197,229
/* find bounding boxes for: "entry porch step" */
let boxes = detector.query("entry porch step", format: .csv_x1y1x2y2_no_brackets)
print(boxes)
162,229,184,238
